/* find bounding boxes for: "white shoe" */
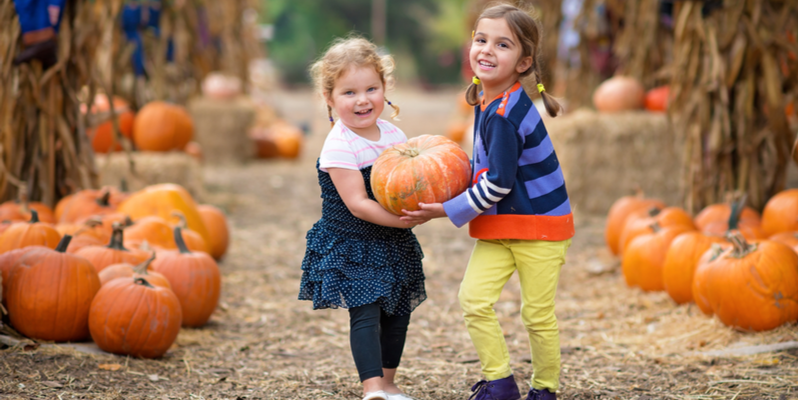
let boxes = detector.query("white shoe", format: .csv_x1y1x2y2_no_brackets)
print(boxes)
387,393,415,400
363,391,388,400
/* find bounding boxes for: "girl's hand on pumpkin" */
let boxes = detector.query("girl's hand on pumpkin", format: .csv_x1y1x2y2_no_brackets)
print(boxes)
400,203,446,224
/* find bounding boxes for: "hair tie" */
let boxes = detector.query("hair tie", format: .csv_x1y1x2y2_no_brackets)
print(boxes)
329,116,334,122
537,83,545,93
472,76,481,85
471,30,475,39
386,100,392,105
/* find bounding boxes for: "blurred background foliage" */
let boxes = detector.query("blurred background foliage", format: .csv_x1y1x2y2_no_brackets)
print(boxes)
263,0,470,87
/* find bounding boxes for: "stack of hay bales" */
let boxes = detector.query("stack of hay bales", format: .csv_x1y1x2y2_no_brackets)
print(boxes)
547,109,680,216
188,96,256,165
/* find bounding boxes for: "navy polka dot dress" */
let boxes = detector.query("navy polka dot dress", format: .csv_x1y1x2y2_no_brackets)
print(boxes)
299,162,426,316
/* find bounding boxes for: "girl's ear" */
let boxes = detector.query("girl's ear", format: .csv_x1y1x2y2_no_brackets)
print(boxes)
324,92,335,109
516,56,533,74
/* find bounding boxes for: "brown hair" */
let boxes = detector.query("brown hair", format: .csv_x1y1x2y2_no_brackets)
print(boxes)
465,4,562,117
309,36,400,126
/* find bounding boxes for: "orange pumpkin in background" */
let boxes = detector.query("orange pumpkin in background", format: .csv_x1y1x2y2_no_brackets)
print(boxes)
621,224,694,291
644,85,670,112
97,253,171,289
117,184,210,246
250,120,304,159
0,199,55,223
692,232,798,331
0,245,48,303
75,224,150,272
197,204,230,260
82,94,135,153
6,236,101,342
604,192,666,256
661,232,726,304
769,231,798,253
618,206,695,255
370,135,471,215
445,119,468,143
761,189,798,237
132,101,193,151
0,210,61,253
592,76,645,113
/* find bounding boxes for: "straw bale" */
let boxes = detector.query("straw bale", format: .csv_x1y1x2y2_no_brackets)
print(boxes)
548,108,680,216
96,151,205,201
187,96,256,165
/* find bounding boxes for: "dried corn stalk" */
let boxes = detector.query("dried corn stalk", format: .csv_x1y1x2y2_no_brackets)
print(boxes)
669,0,797,212
612,0,674,87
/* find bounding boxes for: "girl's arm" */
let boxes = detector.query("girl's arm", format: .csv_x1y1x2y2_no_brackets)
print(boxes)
329,167,421,229
400,203,445,224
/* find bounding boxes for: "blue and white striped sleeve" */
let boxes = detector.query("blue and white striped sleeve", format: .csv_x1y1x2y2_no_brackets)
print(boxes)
442,117,521,227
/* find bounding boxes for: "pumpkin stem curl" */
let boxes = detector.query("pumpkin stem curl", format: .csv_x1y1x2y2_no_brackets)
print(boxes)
96,190,112,207
107,222,131,251
28,209,39,223
724,231,757,258
171,211,188,228
173,227,191,254
647,207,661,217
727,193,747,232
55,235,73,252
133,252,157,275
133,277,156,289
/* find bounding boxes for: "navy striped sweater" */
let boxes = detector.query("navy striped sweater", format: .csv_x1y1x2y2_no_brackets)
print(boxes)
442,82,574,241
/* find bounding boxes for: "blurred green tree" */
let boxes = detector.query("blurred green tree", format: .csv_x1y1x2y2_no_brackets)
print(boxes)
263,0,468,86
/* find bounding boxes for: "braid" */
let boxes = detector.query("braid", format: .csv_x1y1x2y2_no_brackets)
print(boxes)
534,62,562,118
385,98,400,120
327,105,334,127
465,81,480,106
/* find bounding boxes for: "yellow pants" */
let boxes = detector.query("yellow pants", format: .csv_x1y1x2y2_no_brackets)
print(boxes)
458,238,571,391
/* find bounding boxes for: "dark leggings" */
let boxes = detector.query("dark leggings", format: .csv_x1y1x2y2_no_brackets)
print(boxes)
349,303,411,382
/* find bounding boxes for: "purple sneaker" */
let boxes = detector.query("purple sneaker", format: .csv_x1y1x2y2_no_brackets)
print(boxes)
469,375,521,400
525,388,556,400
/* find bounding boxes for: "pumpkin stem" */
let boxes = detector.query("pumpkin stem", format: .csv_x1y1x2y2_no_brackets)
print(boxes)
647,207,661,217
133,277,156,289
399,147,420,158
648,222,661,233
96,190,111,207
133,252,156,275
724,231,756,258
171,211,188,228
120,178,128,193
173,227,191,254
55,235,73,252
106,222,131,251
727,193,747,232
28,209,39,223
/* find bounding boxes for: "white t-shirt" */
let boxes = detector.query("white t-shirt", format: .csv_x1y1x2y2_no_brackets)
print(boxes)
318,119,408,172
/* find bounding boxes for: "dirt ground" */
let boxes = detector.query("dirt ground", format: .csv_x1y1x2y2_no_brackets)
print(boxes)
0,88,797,400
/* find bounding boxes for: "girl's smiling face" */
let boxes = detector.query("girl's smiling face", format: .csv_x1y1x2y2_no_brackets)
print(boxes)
326,65,385,138
470,17,532,98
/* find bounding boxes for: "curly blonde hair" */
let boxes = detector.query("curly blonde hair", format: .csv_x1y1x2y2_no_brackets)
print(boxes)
309,36,400,126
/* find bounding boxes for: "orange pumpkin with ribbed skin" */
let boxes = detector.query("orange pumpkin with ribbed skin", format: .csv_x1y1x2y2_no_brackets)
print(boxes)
0,200,55,223
621,224,694,291
89,276,181,358
618,206,695,255
66,234,104,254
171,212,209,254
692,233,798,331
6,236,101,341
132,101,193,151
661,232,726,304
370,135,471,215
762,189,798,237
0,246,47,303
605,194,666,256
117,184,210,245
98,253,171,289
151,228,221,327
123,216,177,250
197,204,229,260
694,203,761,231
57,189,117,223
769,231,797,253
0,211,61,253
75,225,149,273
83,95,135,153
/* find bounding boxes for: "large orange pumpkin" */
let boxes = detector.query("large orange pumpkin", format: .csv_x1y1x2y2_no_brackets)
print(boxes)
621,224,694,291
117,184,210,246
57,189,117,223
605,192,666,256
98,252,171,289
370,135,471,215
89,276,182,358
75,224,150,272
661,232,726,304
761,189,798,237
83,94,135,153
151,227,221,327
132,101,193,151
0,246,47,303
6,236,101,341
197,204,229,260
0,210,61,253
692,232,798,331
695,197,764,240
592,76,645,113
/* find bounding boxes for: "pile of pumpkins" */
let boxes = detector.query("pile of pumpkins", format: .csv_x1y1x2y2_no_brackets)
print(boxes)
605,188,798,332
593,76,670,113
0,183,230,358
84,94,202,161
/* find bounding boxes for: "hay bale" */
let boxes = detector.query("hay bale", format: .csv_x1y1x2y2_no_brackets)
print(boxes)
187,97,256,165
96,152,205,201
547,109,680,216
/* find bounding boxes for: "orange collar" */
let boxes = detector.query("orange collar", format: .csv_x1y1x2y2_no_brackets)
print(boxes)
480,81,522,112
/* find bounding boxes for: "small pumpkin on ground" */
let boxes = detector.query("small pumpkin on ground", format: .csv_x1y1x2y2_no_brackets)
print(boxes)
692,232,798,331
57,189,118,223
0,198,55,223
171,212,209,253
370,134,471,215
6,236,101,341
618,206,695,255
604,191,666,256
89,276,182,358
123,216,177,250
661,232,726,304
98,252,171,289
75,224,149,272
0,246,48,303
0,210,62,253
695,195,764,240
117,183,210,246
197,204,230,260
621,223,694,291
761,188,798,237
151,227,221,327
